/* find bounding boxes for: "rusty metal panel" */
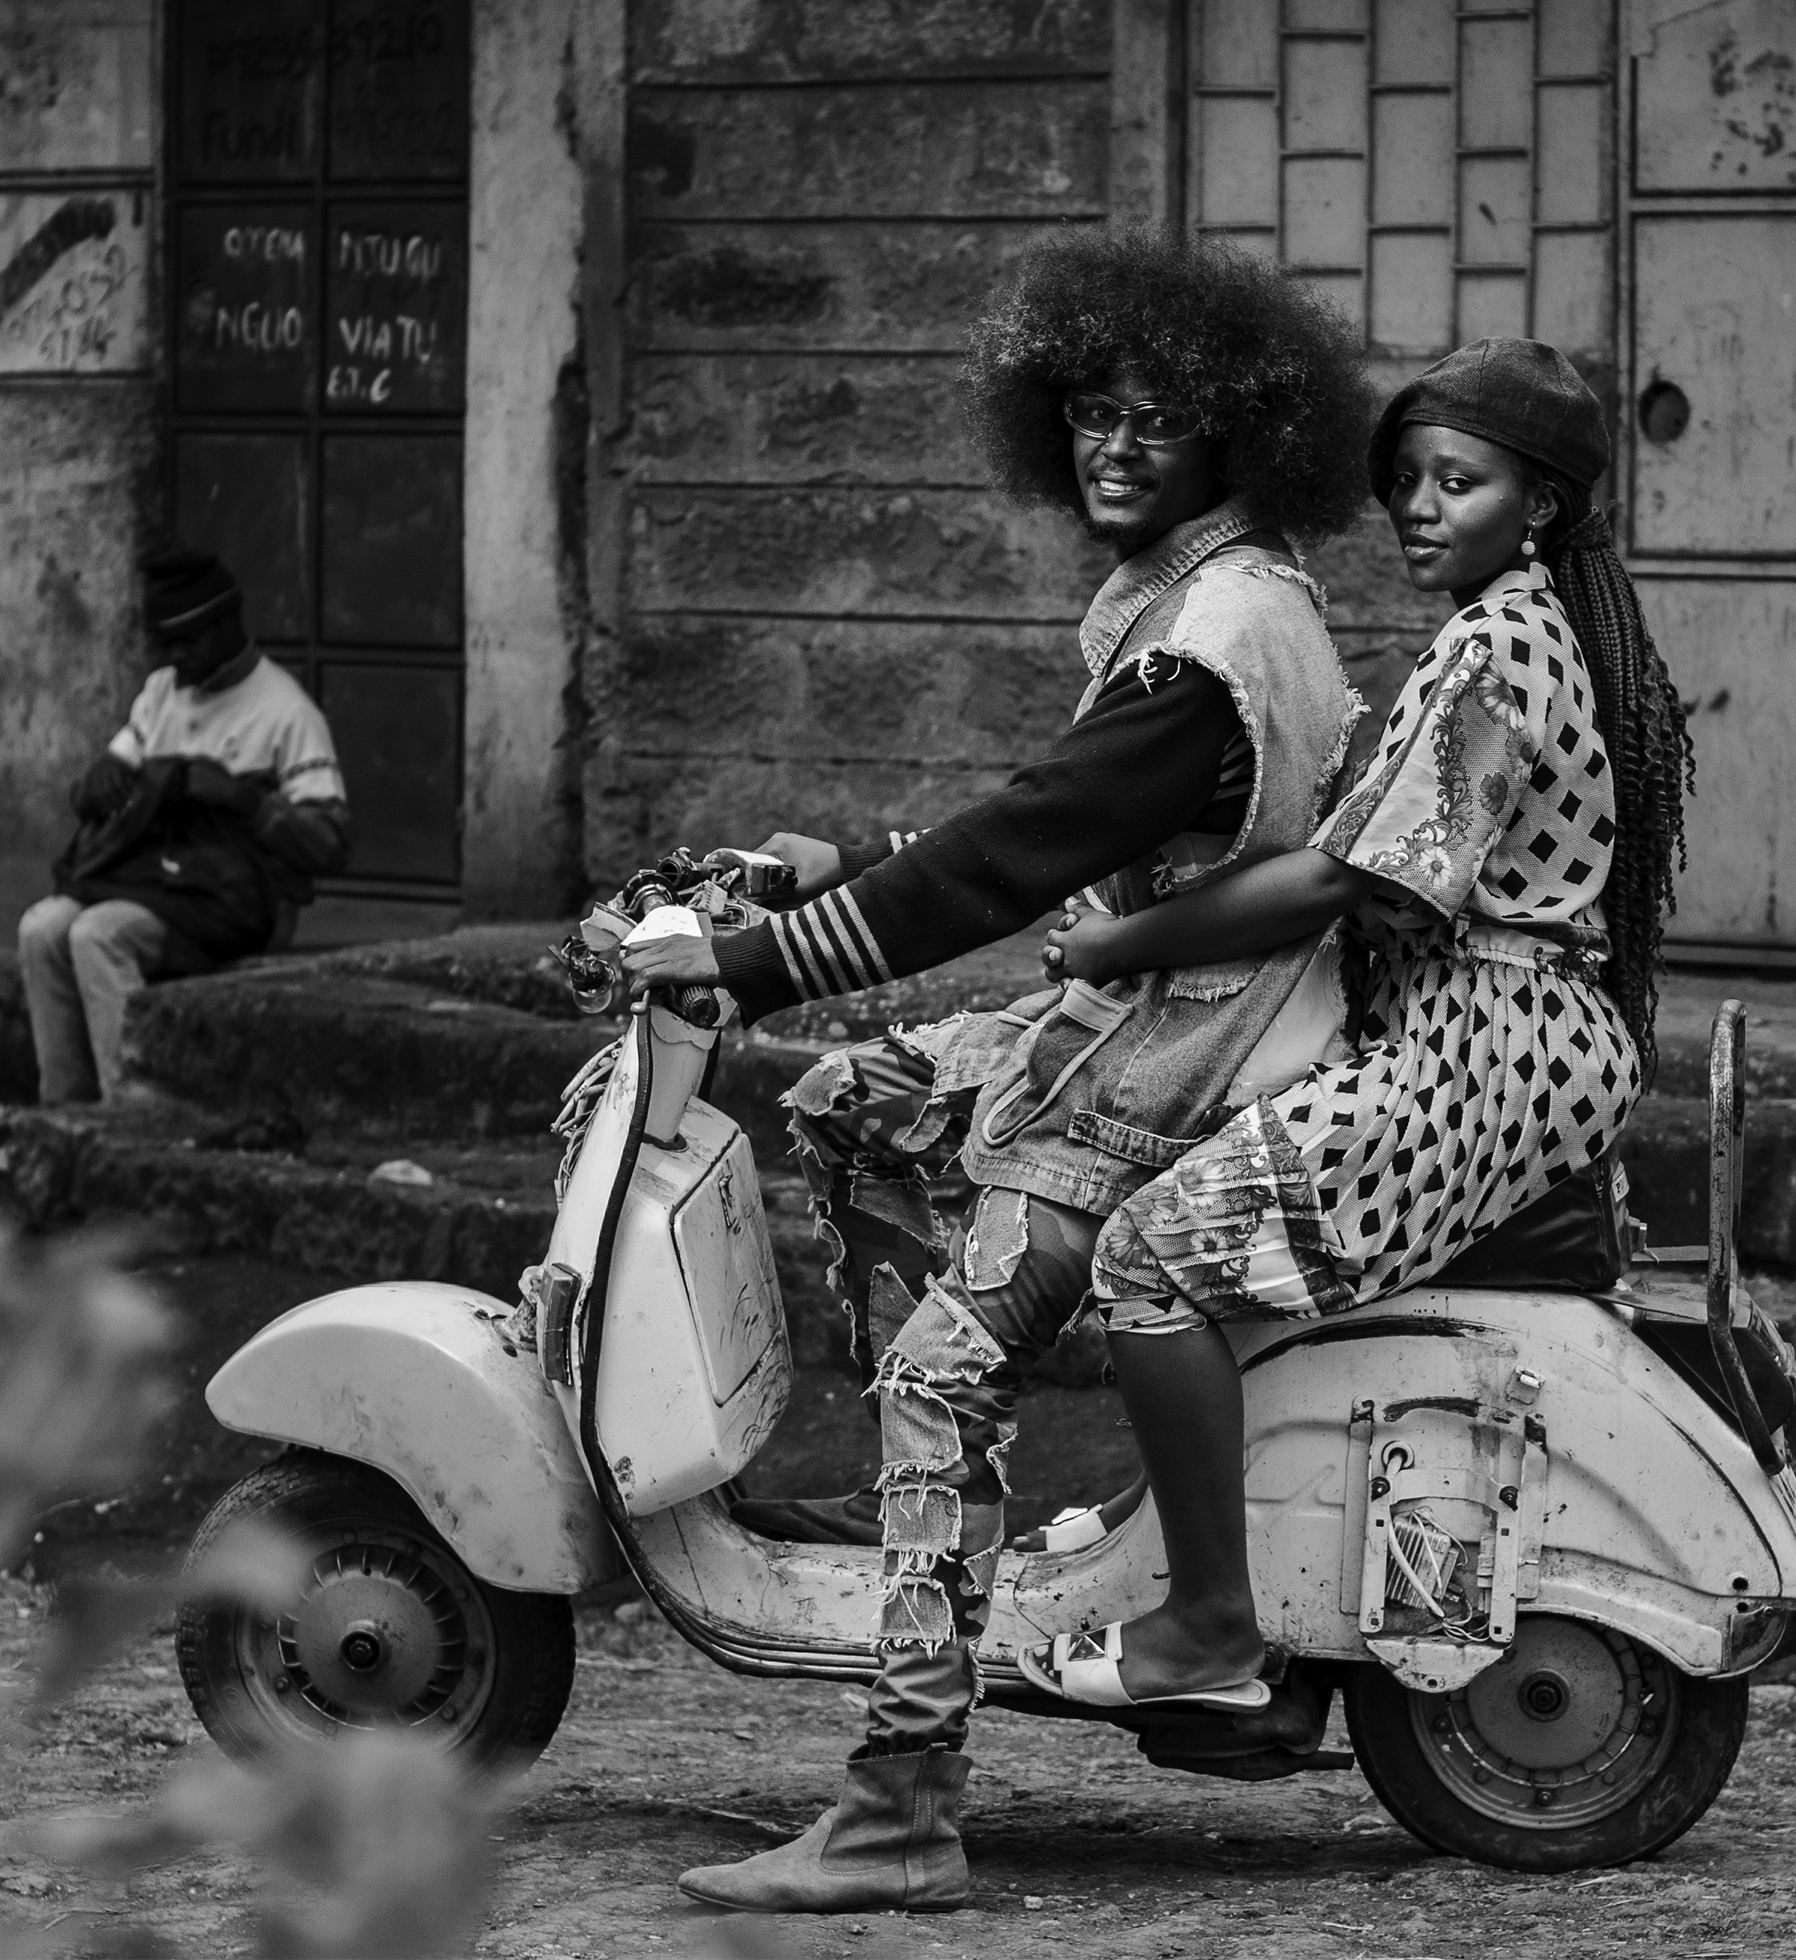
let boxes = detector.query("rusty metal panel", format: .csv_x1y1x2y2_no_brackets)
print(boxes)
327,0,470,180
1631,214,1796,558
174,432,311,642
175,0,323,181
628,80,1110,219
627,488,1105,622
174,204,317,410
320,432,463,646
1643,581,1796,946
628,220,1082,352
318,660,461,882
629,0,1108,83
1634,0,1796,194
0,188,152,375
325,200,467,412
625,353,975,486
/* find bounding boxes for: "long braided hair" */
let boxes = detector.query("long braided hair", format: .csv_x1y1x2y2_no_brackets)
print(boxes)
1535,474,1694,1083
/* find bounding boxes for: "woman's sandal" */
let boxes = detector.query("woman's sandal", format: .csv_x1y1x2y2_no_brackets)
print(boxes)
1017,1621,1272,1711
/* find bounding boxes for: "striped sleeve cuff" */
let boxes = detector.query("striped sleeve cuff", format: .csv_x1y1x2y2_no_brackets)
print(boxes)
769,885,895,1000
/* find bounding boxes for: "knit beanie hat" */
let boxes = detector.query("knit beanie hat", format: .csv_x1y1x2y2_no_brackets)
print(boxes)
141,545,241,640
1368,338,1609,505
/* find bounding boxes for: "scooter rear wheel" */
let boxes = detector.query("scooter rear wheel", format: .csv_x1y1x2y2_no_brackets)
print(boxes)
1343,1615,1748,1871
175,1449,575,1770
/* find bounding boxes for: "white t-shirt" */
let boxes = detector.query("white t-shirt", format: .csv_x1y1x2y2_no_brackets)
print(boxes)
109,655,346,806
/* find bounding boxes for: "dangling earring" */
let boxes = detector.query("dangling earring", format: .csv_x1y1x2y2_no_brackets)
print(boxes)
1521,530,1537,558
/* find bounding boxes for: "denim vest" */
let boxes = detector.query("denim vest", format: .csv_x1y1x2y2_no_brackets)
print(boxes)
947,505,1361,1216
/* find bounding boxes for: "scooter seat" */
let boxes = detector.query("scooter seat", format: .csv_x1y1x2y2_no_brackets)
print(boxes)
1432,1152,1629,1292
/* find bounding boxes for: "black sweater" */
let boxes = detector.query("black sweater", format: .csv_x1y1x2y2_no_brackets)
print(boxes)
713,651,1247,1024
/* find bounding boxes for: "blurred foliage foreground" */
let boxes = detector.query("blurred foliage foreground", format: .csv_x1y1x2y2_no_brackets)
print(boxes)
0,1225,497,1958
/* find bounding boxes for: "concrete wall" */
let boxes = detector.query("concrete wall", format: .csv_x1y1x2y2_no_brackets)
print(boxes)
460,0,588,918
0,0,160,928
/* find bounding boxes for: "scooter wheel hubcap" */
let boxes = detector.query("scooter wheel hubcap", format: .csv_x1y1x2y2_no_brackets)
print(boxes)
236,1522,499,1741
1409,1617,1678,1830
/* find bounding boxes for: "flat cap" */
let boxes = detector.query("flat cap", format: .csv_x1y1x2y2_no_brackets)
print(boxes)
1368,337,1609,504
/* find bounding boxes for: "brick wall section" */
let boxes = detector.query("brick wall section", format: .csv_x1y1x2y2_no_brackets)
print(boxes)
584,0,1118,887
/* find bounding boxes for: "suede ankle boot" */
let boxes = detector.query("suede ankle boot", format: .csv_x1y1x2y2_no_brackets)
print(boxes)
676,1745,970,1913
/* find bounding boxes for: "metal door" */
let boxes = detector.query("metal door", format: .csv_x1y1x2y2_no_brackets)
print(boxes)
1624,0,1796,952
167,0,469,901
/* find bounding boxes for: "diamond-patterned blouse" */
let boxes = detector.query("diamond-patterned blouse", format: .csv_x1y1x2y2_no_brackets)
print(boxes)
1313,561,1614,937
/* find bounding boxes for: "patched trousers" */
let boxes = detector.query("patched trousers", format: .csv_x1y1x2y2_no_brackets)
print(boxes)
785,1035,1104,1753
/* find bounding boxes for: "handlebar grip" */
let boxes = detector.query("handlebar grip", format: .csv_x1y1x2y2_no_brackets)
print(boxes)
674,982,720,1028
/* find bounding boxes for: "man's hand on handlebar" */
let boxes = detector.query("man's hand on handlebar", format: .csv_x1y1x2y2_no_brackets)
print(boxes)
754,833,842,905
619,930,724,999
1041,901,1129,986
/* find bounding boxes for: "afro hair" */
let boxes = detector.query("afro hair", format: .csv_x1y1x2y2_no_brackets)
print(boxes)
962,226,1375,542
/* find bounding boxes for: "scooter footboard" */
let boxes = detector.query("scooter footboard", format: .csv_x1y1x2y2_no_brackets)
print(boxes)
206,1281,608,1593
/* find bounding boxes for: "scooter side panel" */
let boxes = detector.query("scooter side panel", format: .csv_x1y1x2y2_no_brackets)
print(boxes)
1232,1289,1796,1672
206,1281,608,1594
546,1033,791,1516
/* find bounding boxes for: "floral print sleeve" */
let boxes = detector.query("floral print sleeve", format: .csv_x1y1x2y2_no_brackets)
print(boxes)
1312,627,1536,918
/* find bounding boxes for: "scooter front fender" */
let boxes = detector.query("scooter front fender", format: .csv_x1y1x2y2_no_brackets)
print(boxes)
206,1281,607,1594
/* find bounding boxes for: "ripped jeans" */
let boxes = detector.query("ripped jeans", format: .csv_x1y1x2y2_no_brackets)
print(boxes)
786,1036,1102,1753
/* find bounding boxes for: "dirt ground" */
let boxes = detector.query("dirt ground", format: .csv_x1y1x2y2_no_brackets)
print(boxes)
5,1255,1796,1958
3,1583,1796,1960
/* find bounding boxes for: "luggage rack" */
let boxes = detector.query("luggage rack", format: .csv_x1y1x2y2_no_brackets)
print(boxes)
1609,1002,1785,1473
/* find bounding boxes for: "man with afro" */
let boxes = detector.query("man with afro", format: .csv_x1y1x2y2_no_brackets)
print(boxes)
625,227,1373,1913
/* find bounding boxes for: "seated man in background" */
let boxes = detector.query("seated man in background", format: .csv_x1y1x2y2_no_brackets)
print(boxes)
18,546,351,1104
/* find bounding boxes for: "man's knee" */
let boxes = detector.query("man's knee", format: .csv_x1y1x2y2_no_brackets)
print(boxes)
66,900,163,976
18,896,79,963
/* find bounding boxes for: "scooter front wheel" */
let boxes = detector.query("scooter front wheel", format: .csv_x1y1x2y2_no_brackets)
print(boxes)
175,1450,575,1770
1344,1614,1748,1872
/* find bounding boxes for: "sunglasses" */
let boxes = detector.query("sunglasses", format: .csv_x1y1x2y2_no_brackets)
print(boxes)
1063,391,1205,447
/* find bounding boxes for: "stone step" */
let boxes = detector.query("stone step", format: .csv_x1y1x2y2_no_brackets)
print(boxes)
2,1102,853,1372
120,961,830,1160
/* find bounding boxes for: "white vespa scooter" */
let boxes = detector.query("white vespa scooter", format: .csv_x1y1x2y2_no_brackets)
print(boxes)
177,851,1796,1874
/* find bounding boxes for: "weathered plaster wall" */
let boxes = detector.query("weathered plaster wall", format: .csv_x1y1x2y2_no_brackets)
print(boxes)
460,0,587,918
0,0,159,925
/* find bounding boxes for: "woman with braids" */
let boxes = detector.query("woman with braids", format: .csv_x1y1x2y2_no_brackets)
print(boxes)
639,228,1373,1912
1017,337,1691,1712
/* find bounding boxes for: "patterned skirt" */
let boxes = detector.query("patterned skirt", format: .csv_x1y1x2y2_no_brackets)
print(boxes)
1090,932,1643,1323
